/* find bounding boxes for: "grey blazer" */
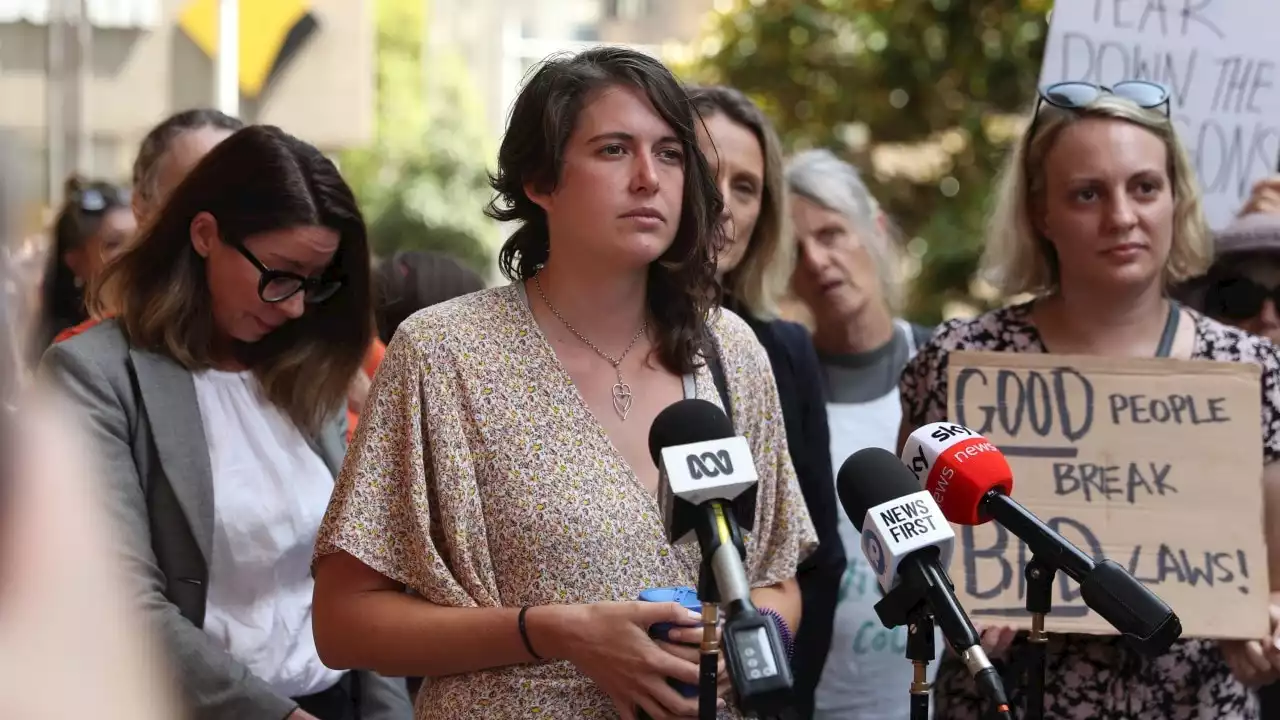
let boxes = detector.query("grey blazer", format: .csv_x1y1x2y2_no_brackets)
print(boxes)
40,321,412,720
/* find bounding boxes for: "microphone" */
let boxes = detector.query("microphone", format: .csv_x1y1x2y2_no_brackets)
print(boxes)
649,399,792,715
901,422,1182,656
838,447,1011,720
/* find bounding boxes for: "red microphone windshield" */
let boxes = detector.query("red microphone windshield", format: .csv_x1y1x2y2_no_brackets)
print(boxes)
900,422,1014,525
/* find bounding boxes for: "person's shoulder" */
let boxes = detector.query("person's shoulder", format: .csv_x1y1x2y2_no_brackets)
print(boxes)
763,317,814,350
710,306,770,365
916,303,1034,355
1195,311,1280,369
45,317,129,365
392,285,515,350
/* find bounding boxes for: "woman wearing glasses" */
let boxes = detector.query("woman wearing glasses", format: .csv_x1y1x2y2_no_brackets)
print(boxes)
39,126,412,720
899,80,1280,717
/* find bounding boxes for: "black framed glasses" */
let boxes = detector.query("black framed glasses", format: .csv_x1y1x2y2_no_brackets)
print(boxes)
234,244,344,304
1026,80,1171,141
1205,275,1280,320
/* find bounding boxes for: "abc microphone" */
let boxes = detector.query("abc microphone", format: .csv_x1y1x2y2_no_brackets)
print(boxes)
900,422,1181,657
649,399,792,717
837,447,1011,720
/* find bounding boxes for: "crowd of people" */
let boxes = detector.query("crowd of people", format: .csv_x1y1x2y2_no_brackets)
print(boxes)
3,46,1280,720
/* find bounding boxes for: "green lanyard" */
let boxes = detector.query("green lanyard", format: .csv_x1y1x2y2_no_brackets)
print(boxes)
1155,300,1180,358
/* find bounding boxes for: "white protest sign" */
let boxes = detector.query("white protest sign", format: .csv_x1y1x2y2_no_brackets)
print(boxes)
1040,1,1280,230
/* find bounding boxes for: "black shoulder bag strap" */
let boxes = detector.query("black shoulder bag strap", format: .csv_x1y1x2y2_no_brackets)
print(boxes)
704,335,734,431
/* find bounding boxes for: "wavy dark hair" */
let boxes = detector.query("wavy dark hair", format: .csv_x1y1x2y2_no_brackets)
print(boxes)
485,46,724,374
91,125,372,434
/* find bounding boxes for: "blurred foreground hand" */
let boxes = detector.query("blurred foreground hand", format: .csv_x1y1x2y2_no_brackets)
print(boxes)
1241,176,1280,217
0,389,181,720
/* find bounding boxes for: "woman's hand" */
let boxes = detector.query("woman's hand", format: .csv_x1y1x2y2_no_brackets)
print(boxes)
977,625,1019,659
664,624,732,699
543,602,711,719
1240,176,1280,217
1222,596,1280,688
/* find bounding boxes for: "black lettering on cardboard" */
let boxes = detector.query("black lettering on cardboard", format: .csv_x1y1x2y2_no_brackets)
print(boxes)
1053,463,1080,497
1027,371,1053,436
1151,463,1176,496
953,368,991,434
1238,550,1251,594
1157,544,1187,584
1053,367,1094,442
1109,393,1129,425
1208,397,1229,423
962,525,1011,600
996,370,1027,436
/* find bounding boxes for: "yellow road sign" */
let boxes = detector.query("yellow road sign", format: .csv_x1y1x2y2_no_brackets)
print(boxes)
177,0,319,99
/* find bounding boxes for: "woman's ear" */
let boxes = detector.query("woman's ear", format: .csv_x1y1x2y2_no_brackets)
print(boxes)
524,181,553,214
189,212,219,258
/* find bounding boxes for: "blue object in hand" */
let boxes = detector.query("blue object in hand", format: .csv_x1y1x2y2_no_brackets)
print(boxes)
638,586,703,699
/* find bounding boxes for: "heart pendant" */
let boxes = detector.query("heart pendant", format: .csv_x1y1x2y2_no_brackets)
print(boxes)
612,383,633,420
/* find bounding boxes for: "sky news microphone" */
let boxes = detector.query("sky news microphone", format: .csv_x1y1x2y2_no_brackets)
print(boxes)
901,422,1182,656
648,399,792,714
838,447,1010,719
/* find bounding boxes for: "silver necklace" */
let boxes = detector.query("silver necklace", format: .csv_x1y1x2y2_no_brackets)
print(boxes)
533,273,648,421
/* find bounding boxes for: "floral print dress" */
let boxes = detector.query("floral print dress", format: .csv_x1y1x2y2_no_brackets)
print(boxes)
315,283,819,719
899,301,1280,720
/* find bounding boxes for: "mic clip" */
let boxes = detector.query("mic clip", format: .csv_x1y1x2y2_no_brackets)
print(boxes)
872,555,951,632
692,501,746,604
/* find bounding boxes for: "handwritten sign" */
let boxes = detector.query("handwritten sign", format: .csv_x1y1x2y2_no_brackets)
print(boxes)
1040,0,1280,229
946,350,1269,640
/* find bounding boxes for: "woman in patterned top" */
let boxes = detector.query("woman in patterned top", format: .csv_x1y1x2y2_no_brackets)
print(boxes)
311,48,818,720
898,81,1280,718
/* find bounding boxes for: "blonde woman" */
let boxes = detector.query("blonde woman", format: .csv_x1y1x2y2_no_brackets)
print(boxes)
690,85,844,718
899,81,1280,718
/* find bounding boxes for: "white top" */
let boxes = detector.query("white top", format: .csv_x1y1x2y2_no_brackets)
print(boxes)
816,319,939,719
192,369,343,699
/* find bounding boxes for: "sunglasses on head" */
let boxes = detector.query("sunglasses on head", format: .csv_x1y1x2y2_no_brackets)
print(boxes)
72,185,129,214
1026,80,1171,140
1205,275,1280,321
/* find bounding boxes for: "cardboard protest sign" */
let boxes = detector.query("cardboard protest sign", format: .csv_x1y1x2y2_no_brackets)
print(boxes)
1040,1,1280,230
945,350,1269,640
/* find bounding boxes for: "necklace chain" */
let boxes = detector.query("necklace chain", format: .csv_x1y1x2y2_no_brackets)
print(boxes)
533,272,647,421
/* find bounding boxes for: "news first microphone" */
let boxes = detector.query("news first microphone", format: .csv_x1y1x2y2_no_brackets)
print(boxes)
838,447,1011,720
901,422,1182,656
648,399,793,716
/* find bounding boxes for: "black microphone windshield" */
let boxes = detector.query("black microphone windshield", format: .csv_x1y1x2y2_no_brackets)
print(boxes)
648,398,735,467
837,447,925,532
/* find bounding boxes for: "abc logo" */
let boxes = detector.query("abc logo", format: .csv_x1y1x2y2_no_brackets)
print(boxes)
686,450,734,479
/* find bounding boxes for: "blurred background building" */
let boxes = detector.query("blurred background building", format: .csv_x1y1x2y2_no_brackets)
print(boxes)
0,0,374,200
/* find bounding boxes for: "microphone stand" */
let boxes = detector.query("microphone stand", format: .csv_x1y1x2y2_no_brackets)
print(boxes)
876,577,936,720
1024,556,1055,720
693,502,743,720
698,601,719,720
906,608,936,720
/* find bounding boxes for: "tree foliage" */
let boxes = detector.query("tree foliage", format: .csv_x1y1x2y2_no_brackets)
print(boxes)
690,0,1052,322
339,0,496,279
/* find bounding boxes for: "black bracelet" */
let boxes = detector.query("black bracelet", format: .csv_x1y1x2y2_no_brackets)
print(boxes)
518,606,544,661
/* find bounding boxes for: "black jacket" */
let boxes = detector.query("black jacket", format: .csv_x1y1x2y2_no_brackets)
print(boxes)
729,301,845,718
